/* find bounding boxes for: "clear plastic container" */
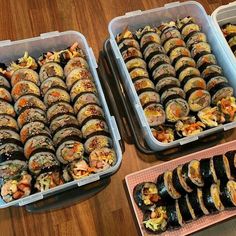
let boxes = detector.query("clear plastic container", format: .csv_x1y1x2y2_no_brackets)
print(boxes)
0,31,122,208
108,1,236,151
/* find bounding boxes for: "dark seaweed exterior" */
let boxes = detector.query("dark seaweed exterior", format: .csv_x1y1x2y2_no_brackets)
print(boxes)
225,151,236,179
220,181,235,208
172,167,187,195
188,189,204,218
202,185,218,213
166,203,181,228
178,196,192,221
200,158,215,186
213,155,230,180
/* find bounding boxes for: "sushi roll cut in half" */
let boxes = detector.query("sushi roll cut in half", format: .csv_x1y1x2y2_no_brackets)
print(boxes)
212,155,232,180
175,116,205,137
143,206,168,233
1,171,32,202
166,201,183,228
0,75,11,90
133,182,160,211
178,195,196,222
0,100,16,117
89,147,116,173
0,87,12,103
133,78,155,95
224,151,236,179
217,97,236,122
64,57,89,77
0,114,19,131
11,68,40,87
220,180,236,208
200,158,218,186
151,125,175,143
39,62,64,82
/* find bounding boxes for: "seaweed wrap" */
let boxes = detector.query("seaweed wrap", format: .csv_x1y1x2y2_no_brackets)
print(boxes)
0,75,11,90
0,114,19,131
200,158,218,185
178,195,196,221
213,155,232,180
138,90,160,107
219,180,236,208
224,151,236,179
166,201,183,228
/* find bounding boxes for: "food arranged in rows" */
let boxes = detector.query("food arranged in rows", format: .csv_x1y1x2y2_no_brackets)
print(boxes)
133,150,236,234
0,43,116,203
221,23,236,56
116,17,236,143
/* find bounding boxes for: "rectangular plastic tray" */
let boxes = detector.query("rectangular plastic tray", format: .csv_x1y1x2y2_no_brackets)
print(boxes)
125,140,236,236
108,1,236,151
0,31,122,208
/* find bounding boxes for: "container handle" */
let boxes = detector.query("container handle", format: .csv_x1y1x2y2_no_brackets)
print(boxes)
180,136,198,145
125,10,142,17
164,1,180,8
110,116,121,141
223,121,236,131
89,47,98,69
40,31,60,39
19,193,43,206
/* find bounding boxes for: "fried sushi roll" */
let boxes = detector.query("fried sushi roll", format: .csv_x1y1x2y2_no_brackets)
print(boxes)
139,90,160,107
151,126,175,143
1,171,32,202
0,114,19,131
64,57,89,77
0,100,16,117
220,180,236,208
217,96,236,122
11,68,40,87
39,62,64,82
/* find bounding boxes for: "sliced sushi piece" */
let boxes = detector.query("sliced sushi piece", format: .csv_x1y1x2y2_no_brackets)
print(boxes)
0,87,12,102
206,76,228,91
66,68,93,90
39,62,63,82
191,42,211,61
178,67,201,83
125,58,147,72
1,171,32,202
156,171,181,202
44,87,70,107
148,54,170,73
11,68,40,87
0,100,16,117
202,183,224,213
187,89,211,112
129,67,149,81
166,201,183,228
121,46,143,62
181,23,201,42
0,75,11,90
20,121,51,144
217,96,236,122
201,65,223,82
200,158,218,185
24,135,55,159
164,38,186,55
89,147,116,172
50,114,78,135
169,47,191,65
143,43,166,61
178,195,196,222
70,79,97,103
0,143,24,164
0,129,21,145
139,90,160,108
28,152,60,175
221,23,236,41
143,206,168,233
81,119,109,139
182,77,206,93
133,78,155,95
14,95,46,115
182,160,204,188
160,27,181,44
198,106,225,127
17,108,47,129
175,57,196,76
77,103,104,127
116,27,136,44
64,57,89,77
46,101,74,122
172,165,192,195
143,103,165,127
34,170,63,192
197,54,217,72
152,64,176,82
119,38,140,52
224,151,236,179
161,87,185,105
151,125,175,143
133,182,160,210
213,155,232,180
220,180,236,208
40,76,67,96
186,31,207,50
176,117,205,137
0,114,19,131
156,77,180,94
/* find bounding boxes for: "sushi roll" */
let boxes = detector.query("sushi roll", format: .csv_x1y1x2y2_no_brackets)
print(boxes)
40,76,67,96
0,75,11,90
28,152,60,175
56,139,84,164
17,108,47,129
187,89,211,112
121,46,143,62
0,100,15,117
0,114,19,131
175,57,196,76
39,62,63,82
202,183,224,213
166,201,183,228
89,147,116,172
191,42,211,61
212,155,232,180
178,67,201,83
221,23,236,41
201,65,223,82
197,54,217,72
186,32,207,50
0,87,12,102
64,57,89,77
44,87,70,107
20,121,51,144
50,114,78,135
81,119,109,139
152,64,176,82
143,206,168,233
182,77,206,93
0,143,24,164
175,117,205,137
14,95,46,114
0,129,21,145
1,171,32,202
200,158,218,185
133,78,155,95
198,106,225,127
161,87,185,104
143,43,166,62
139,90,160,107
143,103,165,127
219,180,236,208
178,195,196,222
34,170,63,192
176,16,195,29
53,127,82,147
66,68,93,90
116,28,136,44
11,81,41,101
172,164,193,196
217,97,236,122
129,67,149,81
163,38,186,55
169,47,191,65
11,68,40,87
160,26,181,44
24,135,55,159
46,101,74,122
224,151,236,179
119,38,140,52
77,104,104,127
148,54,171,74
181,23,201,42
206,76,228,91
70,79,97,103
155,77,180,94
151,126,175,143
125,58,147,72
156,171,181,202
182,160,204,188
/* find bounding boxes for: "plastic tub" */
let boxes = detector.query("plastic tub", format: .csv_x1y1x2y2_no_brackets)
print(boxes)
0,31,122,208
108,1,236,151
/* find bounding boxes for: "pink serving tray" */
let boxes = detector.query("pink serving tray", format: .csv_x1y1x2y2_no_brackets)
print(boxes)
125,140,236,236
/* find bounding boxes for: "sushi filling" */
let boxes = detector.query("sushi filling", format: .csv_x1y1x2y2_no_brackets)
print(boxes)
188,160,204,187
177,165,192,193
0,160,27,179
151,126,174,143
164,171,181,199
186,195,196,220
211,184,225,211
217,97,236,122
227,181,236,206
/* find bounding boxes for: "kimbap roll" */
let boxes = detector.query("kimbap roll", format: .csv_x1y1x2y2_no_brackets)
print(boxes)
152,64,176,81
206,76,228,92
217,96,236,122
201,65,223,82
64,57,89,77
169,47,191,65
186,32,207,50
0,75,10,90
133,78,155,95
200,158,218,185
125,58,147,71
148,54,170,73
0,143,24,164
178,67,201,83
219,180,236,208
197,54,217,72
138,89,161,108
0,87,12,102
0,114,19,131
121,47,143,62
142,43,165,61
129,67,149,81
163,38,186,55
166,201,183,228
182,77,206,93
213,155,232,180
224,151,236,179
39,62,63,82
175,57,196,75
191,42,211,61
178,195,196,222
0,100,16,117
0,129,21,145
155,77,180,94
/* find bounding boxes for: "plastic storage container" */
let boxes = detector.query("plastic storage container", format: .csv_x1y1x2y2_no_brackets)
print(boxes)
212,1,236,65
0,31,122,208
108,1,236,151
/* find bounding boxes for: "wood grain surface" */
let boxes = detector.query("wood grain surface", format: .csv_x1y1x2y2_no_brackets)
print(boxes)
0,0,236,236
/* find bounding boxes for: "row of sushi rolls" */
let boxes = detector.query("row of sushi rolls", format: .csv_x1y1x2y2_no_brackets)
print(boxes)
133,150,236,233
116,16,236,143
0,42,116,202
221,23,236,56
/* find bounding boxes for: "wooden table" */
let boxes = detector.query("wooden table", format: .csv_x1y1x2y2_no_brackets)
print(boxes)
0,0,236,235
